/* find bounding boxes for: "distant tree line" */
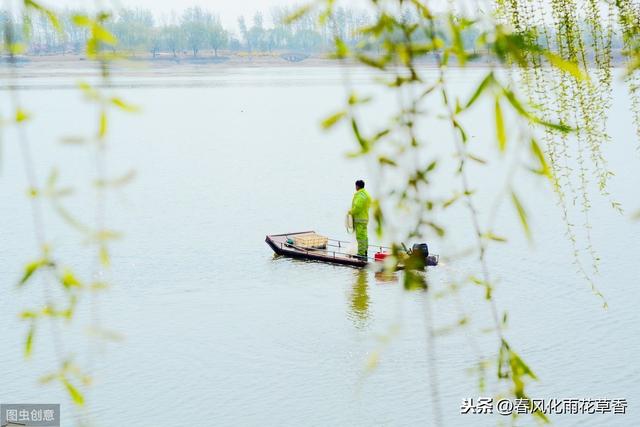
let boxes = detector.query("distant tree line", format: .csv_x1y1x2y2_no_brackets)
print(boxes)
0,6,372,58
0,5,629,61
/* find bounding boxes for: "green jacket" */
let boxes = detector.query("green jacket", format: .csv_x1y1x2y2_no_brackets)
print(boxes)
350,189,371,223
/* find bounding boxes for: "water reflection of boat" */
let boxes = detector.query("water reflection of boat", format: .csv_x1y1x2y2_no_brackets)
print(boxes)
374,271,398,283
265,231,439,268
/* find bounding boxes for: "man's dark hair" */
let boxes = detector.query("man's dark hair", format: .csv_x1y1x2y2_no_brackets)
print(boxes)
355,180,365,189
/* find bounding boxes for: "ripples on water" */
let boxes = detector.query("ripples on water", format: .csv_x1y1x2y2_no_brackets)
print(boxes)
0,66,638,426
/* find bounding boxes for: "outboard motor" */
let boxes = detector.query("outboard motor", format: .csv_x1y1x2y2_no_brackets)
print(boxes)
412,243,429,257
412,243,438,267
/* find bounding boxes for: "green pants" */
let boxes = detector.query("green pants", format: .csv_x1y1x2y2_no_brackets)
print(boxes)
355,221,368,257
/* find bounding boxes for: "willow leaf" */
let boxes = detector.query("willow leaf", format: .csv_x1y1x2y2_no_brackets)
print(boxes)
94,170,136,188
378,156,397,166
321,111,347,129
98,111,107,138
24,0,61,33
468,153,487,164
25,323,35,358
545,52,588,81
110,97,140,112
93,26,117,45
530,139,551,179
465,72,494,109
71,14,92,27
63,379,85,406
411,0,433,19
61,268,82,289
15,109,30,123
19,259,46,286
511,190,531,241
482,232,507,242
284,4,312,24
333,38,349,59
495,97,506,152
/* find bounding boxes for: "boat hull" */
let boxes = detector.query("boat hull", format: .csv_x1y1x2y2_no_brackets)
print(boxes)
266,231,367,268
265,231,438,269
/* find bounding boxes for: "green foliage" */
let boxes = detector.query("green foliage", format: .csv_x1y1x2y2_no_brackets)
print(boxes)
617,0,640,145
25,323,35,358
494,96,506,152
4,1,639,424
60,268,81,290
63,379,85,405
495,0,628,306
497,339,549,422
482,232,508,243
530,139,552,179
18,257,52,286
40,361,91,406
544,51,588,81
300,0,628,422
321,111,347,129
110,97,140,112
3,3,137,417
470,276,493,300
182,6,209,56
15,108,30,123
510,190,531,241
24,0,60,33
108,8,153,53
284,5,314,25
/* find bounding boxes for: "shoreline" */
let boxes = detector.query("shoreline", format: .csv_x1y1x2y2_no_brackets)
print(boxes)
0,53,630,82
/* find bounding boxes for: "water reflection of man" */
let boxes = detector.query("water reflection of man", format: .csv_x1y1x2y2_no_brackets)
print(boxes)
349,179,371,259
349,270,370,328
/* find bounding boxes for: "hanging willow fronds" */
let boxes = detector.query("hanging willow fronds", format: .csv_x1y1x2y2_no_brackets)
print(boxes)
616,0,640,145
493,0,640,298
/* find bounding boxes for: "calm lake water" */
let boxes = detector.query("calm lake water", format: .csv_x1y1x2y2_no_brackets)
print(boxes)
0,65,639,427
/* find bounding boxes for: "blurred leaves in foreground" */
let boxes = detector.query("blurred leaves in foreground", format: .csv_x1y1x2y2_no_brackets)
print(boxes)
294,0,640,423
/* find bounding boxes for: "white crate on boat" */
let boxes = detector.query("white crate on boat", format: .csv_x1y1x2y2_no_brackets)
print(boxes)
292,233,328,249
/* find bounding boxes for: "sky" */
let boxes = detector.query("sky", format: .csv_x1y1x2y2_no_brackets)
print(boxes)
36,0,331,31
20,0,504,31
24,0,495,33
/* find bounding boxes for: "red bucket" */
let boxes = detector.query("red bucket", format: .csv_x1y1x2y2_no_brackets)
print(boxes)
374,252,389,262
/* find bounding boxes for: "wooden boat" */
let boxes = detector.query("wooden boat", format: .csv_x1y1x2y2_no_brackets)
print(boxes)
265,231,439,269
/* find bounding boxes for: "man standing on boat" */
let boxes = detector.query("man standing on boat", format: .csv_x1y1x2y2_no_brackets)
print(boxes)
350,180,371,259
